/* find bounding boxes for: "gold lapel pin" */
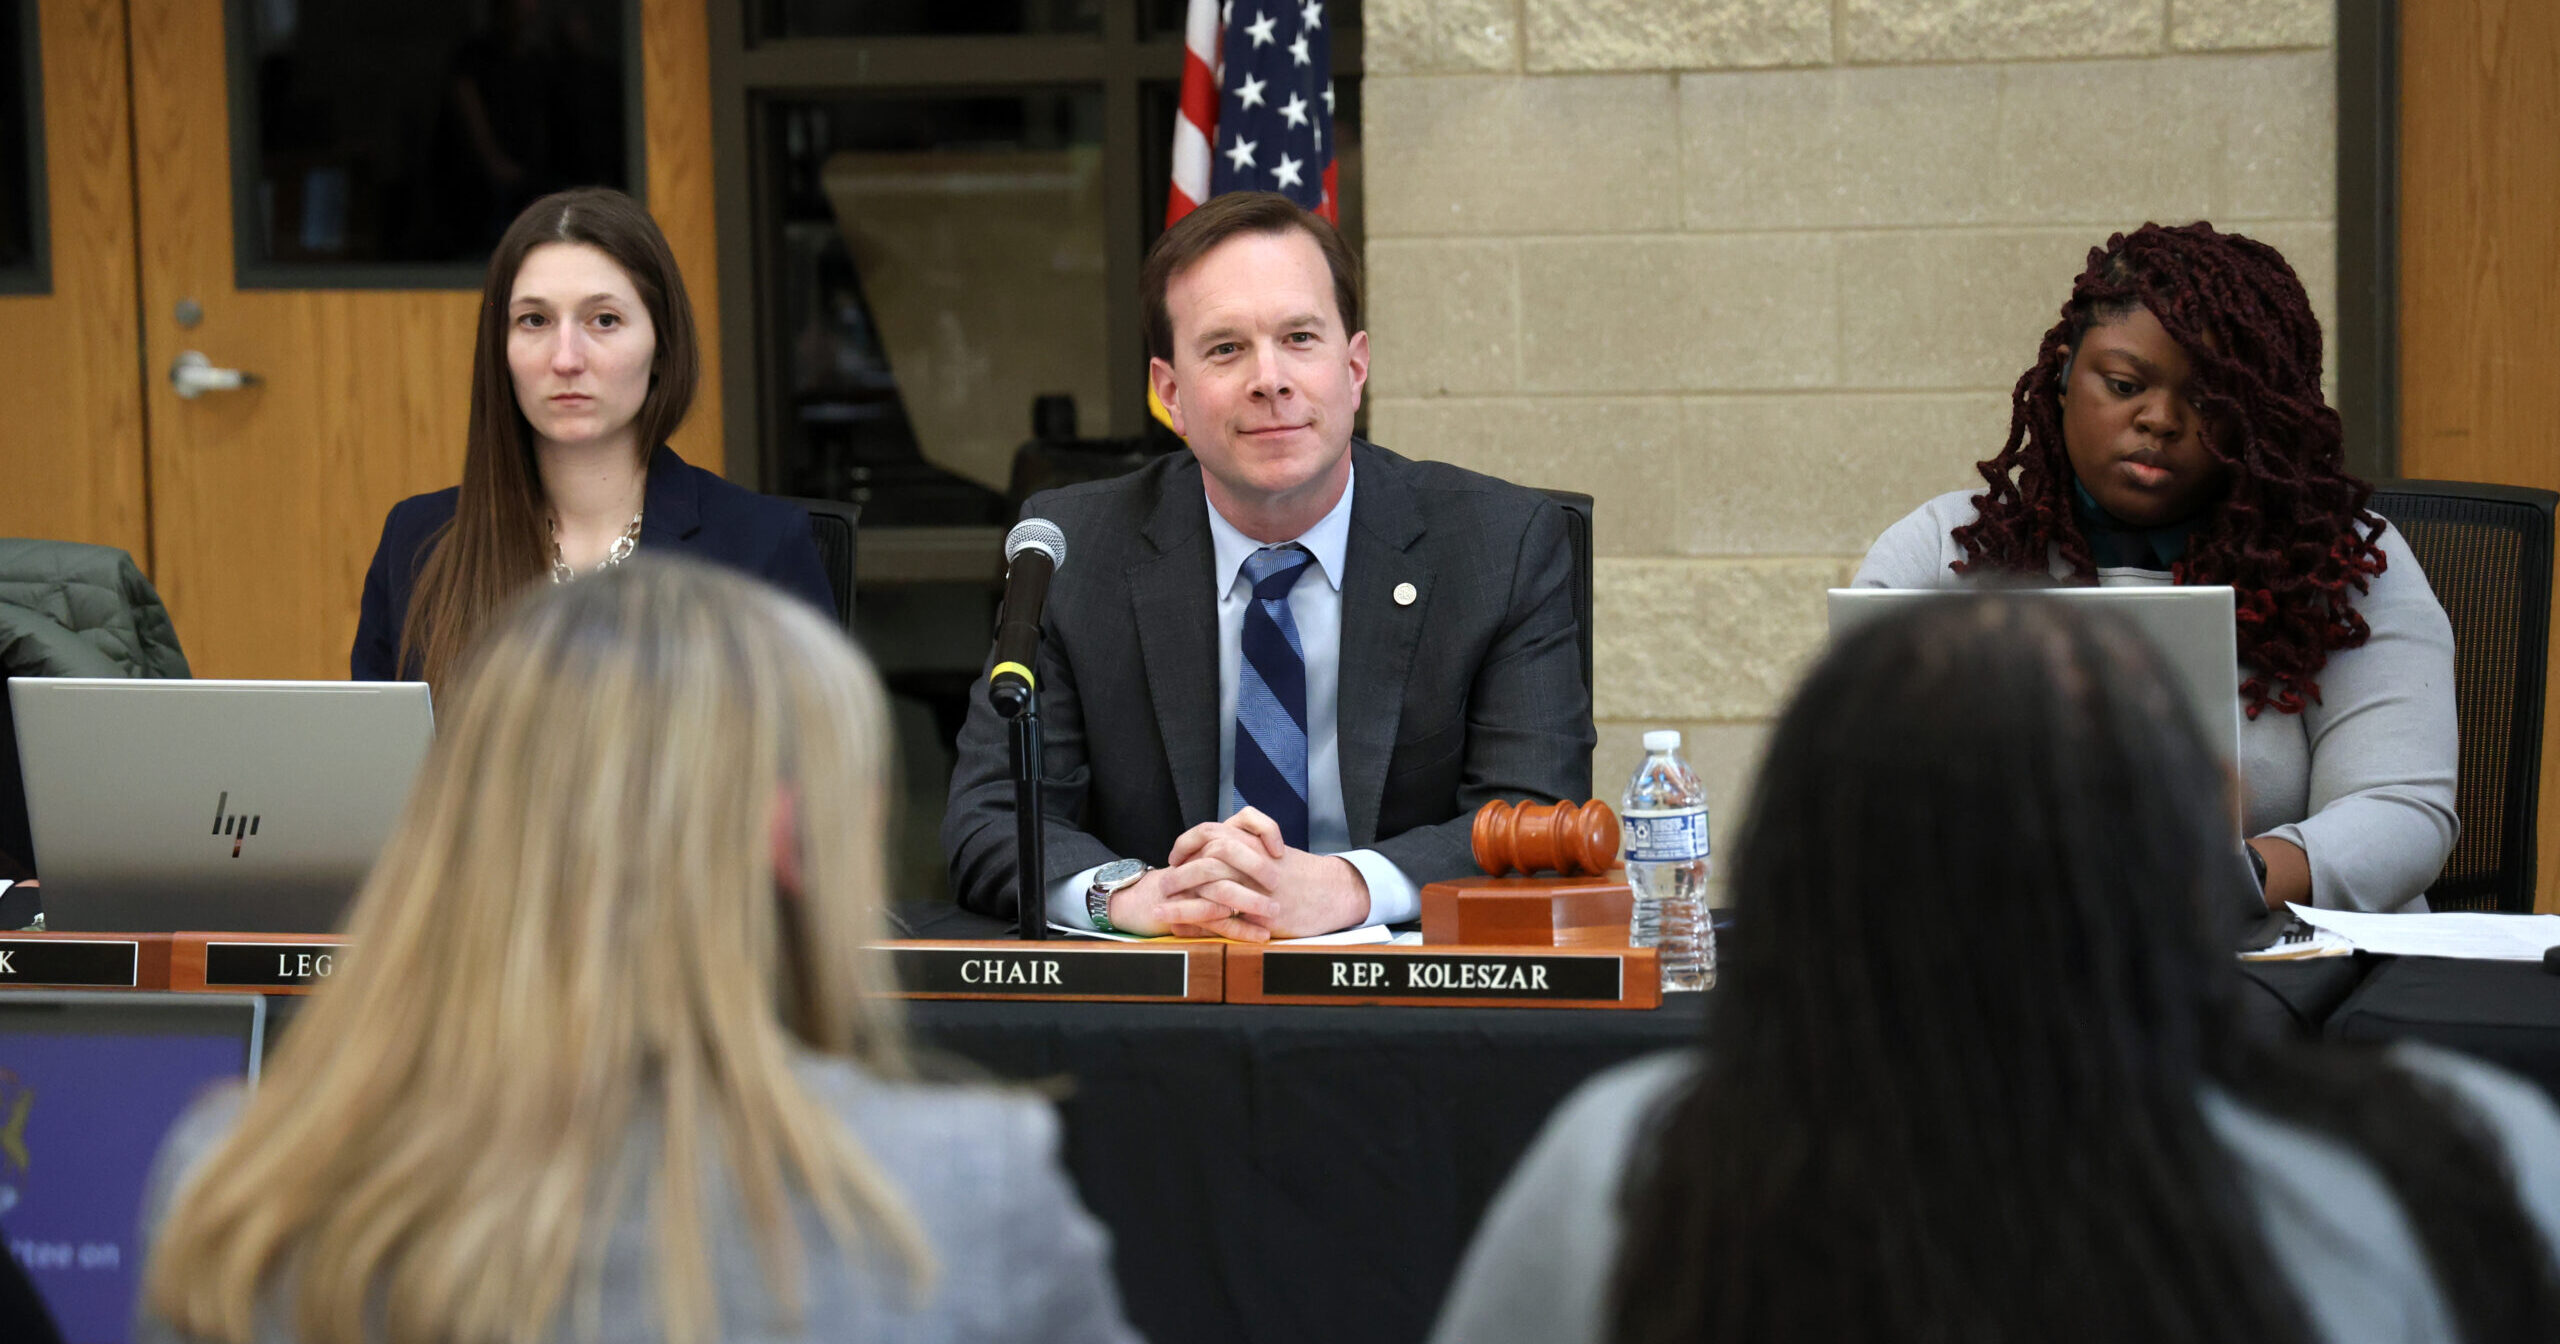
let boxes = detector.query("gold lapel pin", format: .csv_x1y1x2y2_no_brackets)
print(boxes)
1393,582,1418,607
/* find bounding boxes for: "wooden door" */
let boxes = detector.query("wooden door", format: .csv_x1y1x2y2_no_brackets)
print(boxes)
0,0,147,560
2400,0,2560,912
124,0,725,681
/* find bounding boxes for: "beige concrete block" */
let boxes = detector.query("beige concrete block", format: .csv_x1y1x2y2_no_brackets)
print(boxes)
1519,235,1838,393
1365,0,1520,74
1364,75,1679,237
2216,51,2334,220
1843,0,2161,62
1837,230,2098,391
1994,59,2218,225
1370,396,1686,555
1526,0,1830,72
2172,0,2332,51
1678,393,2006,555
1365,240,1520,397
1681,65,2000,230
1592,556,1852,721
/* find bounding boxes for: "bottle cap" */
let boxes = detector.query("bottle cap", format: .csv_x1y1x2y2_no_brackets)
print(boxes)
1643,730,1681,752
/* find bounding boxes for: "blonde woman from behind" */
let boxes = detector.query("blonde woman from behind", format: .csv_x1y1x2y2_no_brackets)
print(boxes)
136,558,1140,1344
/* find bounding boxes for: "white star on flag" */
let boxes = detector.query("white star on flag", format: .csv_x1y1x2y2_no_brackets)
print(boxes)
1224,135,1259,172
1302,0,1323,30
1245,10,1276,46
1233,73,1267,110
1277,92,1309,129
1323,80,1336,114
1273,153,1305,189
1288,33,1311,66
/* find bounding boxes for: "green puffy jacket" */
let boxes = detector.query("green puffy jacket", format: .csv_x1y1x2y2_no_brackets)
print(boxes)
0,537,190,680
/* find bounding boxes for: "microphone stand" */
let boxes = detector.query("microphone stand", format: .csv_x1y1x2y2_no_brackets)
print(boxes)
992,680,1046,941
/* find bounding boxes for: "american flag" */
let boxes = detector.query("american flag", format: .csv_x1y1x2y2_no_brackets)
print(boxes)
1166,0,1337,225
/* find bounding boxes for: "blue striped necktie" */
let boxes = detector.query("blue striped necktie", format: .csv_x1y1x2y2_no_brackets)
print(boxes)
1234,545,1313,850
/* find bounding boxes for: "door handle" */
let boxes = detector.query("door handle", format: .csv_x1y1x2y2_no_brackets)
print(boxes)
171,350,261,399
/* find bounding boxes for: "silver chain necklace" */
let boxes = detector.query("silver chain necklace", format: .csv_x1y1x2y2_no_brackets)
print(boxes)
549,509,644,584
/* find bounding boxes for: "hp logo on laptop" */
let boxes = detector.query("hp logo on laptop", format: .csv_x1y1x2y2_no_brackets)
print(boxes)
210,791,261,857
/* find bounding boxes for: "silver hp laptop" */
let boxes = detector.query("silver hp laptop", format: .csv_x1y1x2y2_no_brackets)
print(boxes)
1826,587,2244,782
7,678,433,932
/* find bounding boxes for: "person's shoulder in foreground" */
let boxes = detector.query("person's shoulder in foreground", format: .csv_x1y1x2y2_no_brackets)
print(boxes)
1852,489,1988,589
135,1060,1141,1344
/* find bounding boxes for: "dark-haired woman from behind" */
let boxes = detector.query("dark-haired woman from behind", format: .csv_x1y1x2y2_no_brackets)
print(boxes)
1430,599,2560,1344
1854,222,2455,913
352,186,830,687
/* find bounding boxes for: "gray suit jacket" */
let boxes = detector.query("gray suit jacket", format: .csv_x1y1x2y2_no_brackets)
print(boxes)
942,440,1595,918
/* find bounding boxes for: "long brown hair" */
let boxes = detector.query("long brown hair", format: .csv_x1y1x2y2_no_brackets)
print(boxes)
149,559,930,1344
399,187,702,688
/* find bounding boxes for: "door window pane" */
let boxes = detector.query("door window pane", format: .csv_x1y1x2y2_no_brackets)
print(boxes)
231,0,634,280
765,91,1106,524
0,0,41,286
758,0,1101,40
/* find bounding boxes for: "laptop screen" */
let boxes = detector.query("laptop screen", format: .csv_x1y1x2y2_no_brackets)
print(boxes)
0,992,263,1344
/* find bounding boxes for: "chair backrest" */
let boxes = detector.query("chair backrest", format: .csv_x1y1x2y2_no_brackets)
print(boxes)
788,497,861,633
2367,479,2556,913
1535,489,1596,703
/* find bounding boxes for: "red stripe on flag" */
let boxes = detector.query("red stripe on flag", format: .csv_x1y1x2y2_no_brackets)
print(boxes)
1166,185,1201,227
1178,49,1220,134
1318,161,1340,224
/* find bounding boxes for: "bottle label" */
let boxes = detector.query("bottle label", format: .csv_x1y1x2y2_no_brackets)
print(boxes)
1622,806,1710,863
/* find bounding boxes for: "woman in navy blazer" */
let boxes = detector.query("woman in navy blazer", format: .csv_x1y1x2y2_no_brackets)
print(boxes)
351,187,828,684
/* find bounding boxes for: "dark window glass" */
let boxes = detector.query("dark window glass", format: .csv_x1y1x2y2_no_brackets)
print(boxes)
758,0,1101,40
232,0,633,277
764,91,1106,523
0,0,41,281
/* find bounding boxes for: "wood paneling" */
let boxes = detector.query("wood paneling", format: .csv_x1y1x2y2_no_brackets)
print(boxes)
0,0,145,561
127,0,476,681
644,0,723,474
2400,0,2560,912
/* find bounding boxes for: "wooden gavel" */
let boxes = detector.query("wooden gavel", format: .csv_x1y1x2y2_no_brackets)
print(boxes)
1471,798,1620,878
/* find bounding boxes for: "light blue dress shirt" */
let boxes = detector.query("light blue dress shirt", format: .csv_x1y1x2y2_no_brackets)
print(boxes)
1046,466,1422,932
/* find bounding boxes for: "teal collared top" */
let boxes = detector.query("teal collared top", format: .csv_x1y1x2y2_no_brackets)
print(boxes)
2073,478,2200,572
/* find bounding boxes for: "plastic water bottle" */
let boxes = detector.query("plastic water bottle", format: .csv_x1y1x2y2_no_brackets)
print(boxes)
1622,730,1713,992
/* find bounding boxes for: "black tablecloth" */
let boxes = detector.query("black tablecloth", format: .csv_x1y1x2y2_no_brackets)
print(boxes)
2327,955,2560,1102
892,899,1704,1344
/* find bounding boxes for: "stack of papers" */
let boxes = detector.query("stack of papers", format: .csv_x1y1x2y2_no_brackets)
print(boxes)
2281,904,2560,961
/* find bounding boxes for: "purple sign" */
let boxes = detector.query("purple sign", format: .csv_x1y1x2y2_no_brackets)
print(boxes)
0,1032,248,1344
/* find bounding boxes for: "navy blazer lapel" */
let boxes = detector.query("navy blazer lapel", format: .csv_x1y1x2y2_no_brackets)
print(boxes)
1131,461,1221,827
1337,442,1427,847
638,446,704,543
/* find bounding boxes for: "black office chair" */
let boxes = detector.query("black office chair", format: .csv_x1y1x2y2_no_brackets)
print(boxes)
787,497,861,633
1535,489,1596,701
2367,479,2556,913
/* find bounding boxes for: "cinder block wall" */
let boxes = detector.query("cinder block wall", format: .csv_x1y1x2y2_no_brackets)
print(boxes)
1363,0,2338,883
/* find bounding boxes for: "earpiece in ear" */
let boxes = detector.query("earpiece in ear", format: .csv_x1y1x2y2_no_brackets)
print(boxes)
2056,352,2075,389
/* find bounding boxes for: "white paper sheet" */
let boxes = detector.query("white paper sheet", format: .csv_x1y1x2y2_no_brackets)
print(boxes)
2288,904,2560,961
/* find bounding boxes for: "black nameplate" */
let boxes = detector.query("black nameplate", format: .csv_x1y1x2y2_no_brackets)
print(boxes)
204,942,345,988
890,947,1192,998
0,939,140,988
1262,951,1624,1001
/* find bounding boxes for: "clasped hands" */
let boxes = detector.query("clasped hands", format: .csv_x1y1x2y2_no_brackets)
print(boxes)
1101,807,1370,941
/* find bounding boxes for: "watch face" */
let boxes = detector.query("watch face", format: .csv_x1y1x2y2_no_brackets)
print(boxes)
1094,858,1148,889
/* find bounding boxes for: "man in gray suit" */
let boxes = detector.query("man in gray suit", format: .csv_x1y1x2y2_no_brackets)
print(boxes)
943,192,1593,939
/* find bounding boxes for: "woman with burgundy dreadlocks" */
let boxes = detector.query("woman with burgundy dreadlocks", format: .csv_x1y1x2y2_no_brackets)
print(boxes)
1853,223,2456,913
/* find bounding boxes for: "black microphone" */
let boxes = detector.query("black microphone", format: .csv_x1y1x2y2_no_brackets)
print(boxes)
987,518,1067,719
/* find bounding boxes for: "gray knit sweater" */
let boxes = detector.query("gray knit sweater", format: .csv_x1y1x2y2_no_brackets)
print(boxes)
1852,491,2458,912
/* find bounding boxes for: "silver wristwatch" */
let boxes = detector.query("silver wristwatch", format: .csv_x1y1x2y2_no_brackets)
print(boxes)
1087,858,1151,933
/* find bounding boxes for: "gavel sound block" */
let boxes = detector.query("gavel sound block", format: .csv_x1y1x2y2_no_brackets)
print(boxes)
1421,799,1634,948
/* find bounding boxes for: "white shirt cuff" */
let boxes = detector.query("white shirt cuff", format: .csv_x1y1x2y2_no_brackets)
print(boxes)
1046,863,1111,932
1332,849,1420,927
